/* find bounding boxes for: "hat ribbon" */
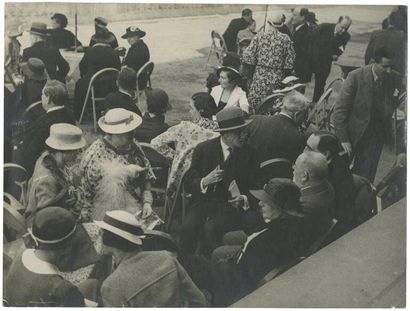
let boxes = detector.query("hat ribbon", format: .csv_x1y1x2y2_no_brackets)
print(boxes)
103,213,144,236
29,224,77,245
103,115,134,126
218,116,245,129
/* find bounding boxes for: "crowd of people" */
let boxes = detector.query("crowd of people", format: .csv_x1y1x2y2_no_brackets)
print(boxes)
3,5,407,307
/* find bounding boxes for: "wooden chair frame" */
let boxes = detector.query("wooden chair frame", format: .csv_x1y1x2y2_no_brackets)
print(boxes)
205,30,228,69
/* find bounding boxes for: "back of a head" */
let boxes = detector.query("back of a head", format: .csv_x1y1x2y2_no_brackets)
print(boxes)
338,15,352,25
314,131,341,158
118,67,137,91
242,8,252,17
43,80,69,106
192,92,218,119
388,11,403,29
299,151,328,181
282,90,308,113
146,88,170,115
374,46,393,63
267,178,301,208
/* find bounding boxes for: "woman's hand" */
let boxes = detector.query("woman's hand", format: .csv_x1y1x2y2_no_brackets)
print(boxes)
142,203,153,218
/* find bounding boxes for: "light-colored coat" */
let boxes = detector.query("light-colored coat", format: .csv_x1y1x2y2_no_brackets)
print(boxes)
211,85,250,113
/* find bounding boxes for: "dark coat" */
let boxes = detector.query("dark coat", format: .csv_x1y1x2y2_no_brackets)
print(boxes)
293,23,313,82
104,91,142,116
21,78,47,110
47,28,82,49
22,41,69,82
278,24,292,39
17,107,76,175
332,65,402,147
134,113,169,143
79,43,121,79
89,31,118,49
185,137,260,215
365,28,406,74
223,17,250,52
123,40,150,74
310,23,350,72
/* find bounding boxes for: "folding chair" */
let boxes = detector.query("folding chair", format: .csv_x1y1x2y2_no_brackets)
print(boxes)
78,68,119,131
257,93,285,115
4,163,28,206
205,30,228,69
136,62,154,104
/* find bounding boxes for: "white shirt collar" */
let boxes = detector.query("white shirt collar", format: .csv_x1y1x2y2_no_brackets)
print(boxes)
47,106,64,113
371,64,379,82
279,111,293,120
22,249,60,275
295,23,305,32
220,137,231,160
119,89,133,98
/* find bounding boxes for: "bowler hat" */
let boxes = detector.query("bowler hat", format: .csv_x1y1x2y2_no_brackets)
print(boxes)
29,22,49,37
94,17,108,28
29,206,100,271
95,210,145,245
98,108,142,134
250,179,305,217
146,88,172,113
20,58,49,81
51,13,68,28
45,123,87,151
121,26,146,39
214,106,252,132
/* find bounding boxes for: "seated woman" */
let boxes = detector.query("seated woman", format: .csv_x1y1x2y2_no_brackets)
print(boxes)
48,13,82,49
151,92,219,200
25,123,86,219
79,108,161,229
89,17,118,49
210,66,249,113
4,206,99,307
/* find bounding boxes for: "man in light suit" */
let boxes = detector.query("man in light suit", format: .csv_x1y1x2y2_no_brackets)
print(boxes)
332,47,402,182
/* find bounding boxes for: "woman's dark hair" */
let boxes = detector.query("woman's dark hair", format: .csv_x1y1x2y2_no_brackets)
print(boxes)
314,131,342,158
191,92,218,119
374,46,393,63
118,67,137,91
219,69,242,86
102,229,141,253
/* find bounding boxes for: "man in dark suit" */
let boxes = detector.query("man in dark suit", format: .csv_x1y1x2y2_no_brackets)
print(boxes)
22,22,69,83
104,67,142,116
291,7,313,84
293,151,335,251
310,16,352,102
365,11,406,74
183,107,262,255
223,8,253,53
243,90,308,183
122,26,150,88
332,47,402,183
73,39,121,119
16,80,76,176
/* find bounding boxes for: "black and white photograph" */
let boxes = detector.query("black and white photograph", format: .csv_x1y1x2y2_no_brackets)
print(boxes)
3,1,407,307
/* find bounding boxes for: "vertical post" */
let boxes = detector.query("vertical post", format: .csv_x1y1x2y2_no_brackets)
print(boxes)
74,3,78,52
263,4,269,31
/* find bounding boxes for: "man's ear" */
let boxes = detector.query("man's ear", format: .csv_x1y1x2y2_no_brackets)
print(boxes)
302,171,309,183
324,150,332,164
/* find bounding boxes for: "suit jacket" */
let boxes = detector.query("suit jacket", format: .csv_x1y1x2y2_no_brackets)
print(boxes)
185,137,260,215
79,43,121,79
293,23,313,82
17,107,76,175
210,85,249,113
134,113,169,143
365,28,406,73
332,65,401,147
123,40,150,74
310,23,350,71
47,28,82,49
22,41,69,82
104,91,142,116
223,17,250,52
101,251,206,307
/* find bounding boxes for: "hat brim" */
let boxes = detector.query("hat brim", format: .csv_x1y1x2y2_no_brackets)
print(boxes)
216,66,242,79
250,190,305,218
269,21,284,28
21,63,49,81
7,30,23,37
121,31,146,39
273,83,305,94
214,118,253,132
45,137,87,151
29,30,49,37
94,220,144,245
98,111,142,134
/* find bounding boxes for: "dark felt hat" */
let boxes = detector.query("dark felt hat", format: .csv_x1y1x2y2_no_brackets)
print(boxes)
121,26,146,39
214,106,252,132
29,22,49,37
20,58,49,81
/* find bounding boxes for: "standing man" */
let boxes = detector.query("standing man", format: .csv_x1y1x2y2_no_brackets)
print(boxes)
292,7,313,85
332,47,402,183
23,22,69,83
310,16,352,102
223,8,253,53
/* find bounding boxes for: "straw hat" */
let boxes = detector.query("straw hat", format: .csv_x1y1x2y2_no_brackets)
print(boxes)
98,108,142,134
268,13,284,28
214,106,252,132
95,210,145,245
45,123,86,151
6,21,23,37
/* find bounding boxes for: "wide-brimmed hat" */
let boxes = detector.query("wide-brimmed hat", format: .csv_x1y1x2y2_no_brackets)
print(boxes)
250,179,305,217
214,106,252,132
216,66,242,81
121,26,146,39
20,58,49,81
94,17,108,28
98,108,142,134
268,13,284,28
146,88,172,113
95,210,145,245
51,13,68,28
29,206,100,272
6,21,23,37
46,123,87,151
29,22,49,37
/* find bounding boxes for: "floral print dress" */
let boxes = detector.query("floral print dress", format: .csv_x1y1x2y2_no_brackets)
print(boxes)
242,29,295,113
151,118,219,197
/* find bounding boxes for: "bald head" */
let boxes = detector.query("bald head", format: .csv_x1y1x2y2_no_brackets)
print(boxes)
293,151,328,187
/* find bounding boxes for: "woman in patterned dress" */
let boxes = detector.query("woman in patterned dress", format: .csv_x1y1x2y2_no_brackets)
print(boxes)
151,92,219,202
241,13,295,113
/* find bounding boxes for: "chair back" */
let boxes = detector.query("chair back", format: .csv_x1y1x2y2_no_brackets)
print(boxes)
352,174,377,227
139,142,170,190
136,61,154,93
4,163,28,205
4,201,27,240
303,218,338,258
259,158,292,184
257,93,284,115
206,31,228,68
142,229,179,253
